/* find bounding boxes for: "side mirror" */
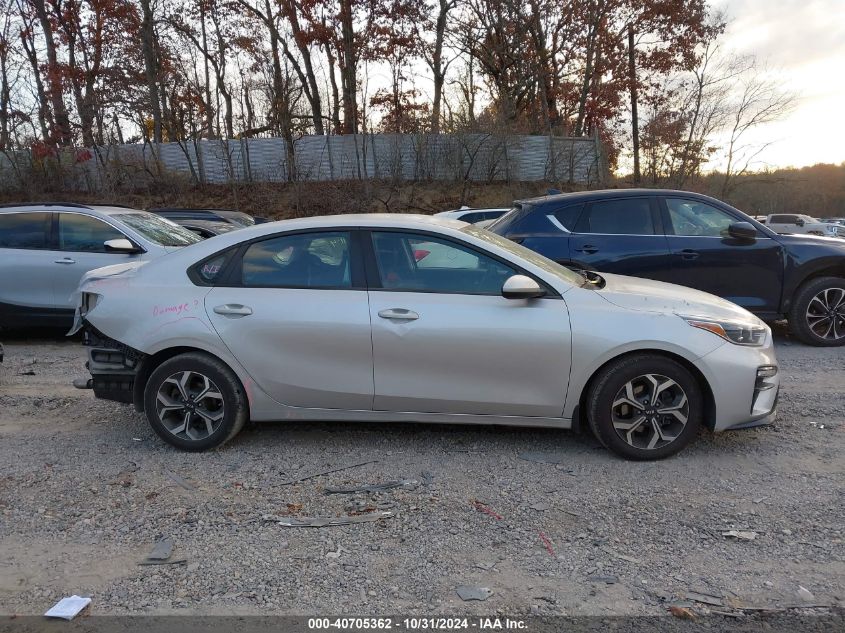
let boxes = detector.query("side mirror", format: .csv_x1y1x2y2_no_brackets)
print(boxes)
728,222,757,241
795,219,805,227
502,274,546,299
104,238,139,253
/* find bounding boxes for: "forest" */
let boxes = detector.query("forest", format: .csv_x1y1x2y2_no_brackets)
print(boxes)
1,0,828,216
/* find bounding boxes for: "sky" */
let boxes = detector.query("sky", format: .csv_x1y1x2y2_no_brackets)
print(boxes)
716,0,845,168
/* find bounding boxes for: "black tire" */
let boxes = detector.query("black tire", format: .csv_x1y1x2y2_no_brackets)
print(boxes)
143,352,249,451
788,276,845,347
586,354,703,460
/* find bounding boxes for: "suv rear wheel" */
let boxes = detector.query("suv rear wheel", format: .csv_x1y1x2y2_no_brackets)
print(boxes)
789,277,845,347
143,352,249,450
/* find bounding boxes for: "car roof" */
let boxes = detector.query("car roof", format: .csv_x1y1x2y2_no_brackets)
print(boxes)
437,207,509,215
178,218,235,228
0,202,146,217
516,188,729,207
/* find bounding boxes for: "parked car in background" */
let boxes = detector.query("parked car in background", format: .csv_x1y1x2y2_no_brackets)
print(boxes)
150,208,269,227
0,203,201,329
763,214,845,238
75,214,779,460
435,207,509,224
487,190,845,346
175,218,242,239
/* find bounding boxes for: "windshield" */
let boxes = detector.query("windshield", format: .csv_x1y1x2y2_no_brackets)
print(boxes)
116,212,203,247
461,224,585,286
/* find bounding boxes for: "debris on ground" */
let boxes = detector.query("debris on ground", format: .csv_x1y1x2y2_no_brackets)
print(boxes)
263,512,394,527
587,575,618,584
280,460,378,486
456,586,493,601
517,452,566,464
325,545,348,559
345,499,397,514
686,591,724,606
472,500,503,520
537,531,555,557
324,479,416,494
668,605,696,620
145,537,173,561
44,595,91,620
797,585,815,601
722,530,758,541
601,546,643,565
166,471,196,491
138,537,187,566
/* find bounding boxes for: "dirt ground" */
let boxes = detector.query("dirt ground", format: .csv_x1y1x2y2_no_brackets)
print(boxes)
0,327,843,619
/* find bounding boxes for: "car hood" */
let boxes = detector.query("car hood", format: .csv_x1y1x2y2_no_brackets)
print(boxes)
594,273,759,323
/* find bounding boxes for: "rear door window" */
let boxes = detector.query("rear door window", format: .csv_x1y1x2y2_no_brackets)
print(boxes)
0,212,51,249
575,198,656,235
241,232,351,288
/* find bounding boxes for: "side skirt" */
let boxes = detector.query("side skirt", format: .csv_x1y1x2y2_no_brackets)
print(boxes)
252,406,572,429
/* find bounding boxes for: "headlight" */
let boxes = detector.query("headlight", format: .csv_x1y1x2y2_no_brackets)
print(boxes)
682,316,767,346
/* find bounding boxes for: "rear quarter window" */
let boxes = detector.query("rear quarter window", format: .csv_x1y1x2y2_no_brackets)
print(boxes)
190,249,236,285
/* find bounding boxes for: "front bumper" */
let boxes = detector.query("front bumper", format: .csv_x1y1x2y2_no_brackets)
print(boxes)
82,325,145,404
693,336,780,432
723,387,779,430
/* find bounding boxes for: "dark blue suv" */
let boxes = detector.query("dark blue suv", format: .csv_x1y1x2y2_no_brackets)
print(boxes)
488,189,845,346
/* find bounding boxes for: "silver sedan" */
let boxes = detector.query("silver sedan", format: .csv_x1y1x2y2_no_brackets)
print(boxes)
75,214,779,460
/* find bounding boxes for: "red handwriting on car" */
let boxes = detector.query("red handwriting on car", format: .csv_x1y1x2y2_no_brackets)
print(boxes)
153,302,190,317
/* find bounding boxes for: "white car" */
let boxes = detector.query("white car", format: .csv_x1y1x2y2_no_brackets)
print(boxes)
75,215,779,460
434,207,510,224
0,203,201,328
764,214,845,238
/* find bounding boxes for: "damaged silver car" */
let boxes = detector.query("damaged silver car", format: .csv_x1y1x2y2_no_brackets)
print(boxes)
74,214,779,460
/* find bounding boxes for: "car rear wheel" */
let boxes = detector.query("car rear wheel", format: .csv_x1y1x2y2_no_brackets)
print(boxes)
586,354,702,460
789,277,845,347
143,352,248,451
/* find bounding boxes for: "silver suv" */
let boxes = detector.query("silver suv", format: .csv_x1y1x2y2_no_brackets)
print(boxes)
0,203,201,328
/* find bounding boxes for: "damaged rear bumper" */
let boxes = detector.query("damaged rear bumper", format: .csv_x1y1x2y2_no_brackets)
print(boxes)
82,324,146,405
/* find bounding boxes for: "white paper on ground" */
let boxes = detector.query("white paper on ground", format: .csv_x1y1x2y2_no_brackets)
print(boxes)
44,595,91,620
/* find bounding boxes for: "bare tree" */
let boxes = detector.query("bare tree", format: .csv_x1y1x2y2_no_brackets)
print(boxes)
719,63,795,196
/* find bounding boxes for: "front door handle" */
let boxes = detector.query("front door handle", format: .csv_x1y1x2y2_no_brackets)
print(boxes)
378,308,419,321
213,304,253,317
575,245,598,254
54,257,76,265
678,249,699,260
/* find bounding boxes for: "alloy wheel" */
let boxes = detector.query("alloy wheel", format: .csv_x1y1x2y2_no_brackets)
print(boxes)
611,373,689,450
805,287,845,342
155,370,226,441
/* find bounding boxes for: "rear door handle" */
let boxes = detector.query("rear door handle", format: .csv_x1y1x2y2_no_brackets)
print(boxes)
54,258,76,265
378,308,419,321
213,304,253,317
575,245,598,254
678,249,699,260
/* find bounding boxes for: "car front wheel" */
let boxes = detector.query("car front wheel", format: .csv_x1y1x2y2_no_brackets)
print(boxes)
586,354,703,460
789,276,845,347
143,352,249,451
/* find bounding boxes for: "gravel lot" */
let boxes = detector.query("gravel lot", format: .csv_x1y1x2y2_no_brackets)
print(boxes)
0,327,843,619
